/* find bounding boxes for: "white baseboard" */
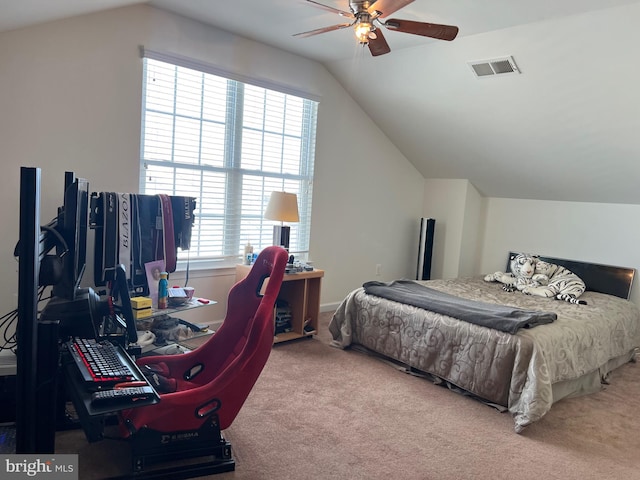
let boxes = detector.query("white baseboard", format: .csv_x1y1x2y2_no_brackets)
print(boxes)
320,302,340,313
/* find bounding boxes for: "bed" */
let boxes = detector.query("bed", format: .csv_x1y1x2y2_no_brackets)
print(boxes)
329,253,640,432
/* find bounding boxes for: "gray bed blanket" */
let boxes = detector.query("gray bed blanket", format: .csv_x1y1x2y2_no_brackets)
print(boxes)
363,280,557,333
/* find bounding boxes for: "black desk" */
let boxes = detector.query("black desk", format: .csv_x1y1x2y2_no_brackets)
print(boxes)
24,299,215,454
62,343,160,443
60,299,216,444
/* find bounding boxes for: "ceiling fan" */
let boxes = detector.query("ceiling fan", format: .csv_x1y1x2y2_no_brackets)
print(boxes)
293,0,459,57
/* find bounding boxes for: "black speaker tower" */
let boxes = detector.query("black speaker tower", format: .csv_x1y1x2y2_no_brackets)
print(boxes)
416,218,435,281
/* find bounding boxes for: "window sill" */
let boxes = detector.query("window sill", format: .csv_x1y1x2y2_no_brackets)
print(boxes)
172,258,240,278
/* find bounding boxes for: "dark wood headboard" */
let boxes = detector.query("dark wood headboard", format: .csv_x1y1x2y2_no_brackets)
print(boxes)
506,252,635,300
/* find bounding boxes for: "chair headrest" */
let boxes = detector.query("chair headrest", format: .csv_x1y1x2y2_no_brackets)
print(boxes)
244,246,288,297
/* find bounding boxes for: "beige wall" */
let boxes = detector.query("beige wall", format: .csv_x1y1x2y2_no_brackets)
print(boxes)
422,179,483,279
478,197,640,306
423,181,640,306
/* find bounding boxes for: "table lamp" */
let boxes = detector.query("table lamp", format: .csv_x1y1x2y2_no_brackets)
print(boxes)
265,191,299,250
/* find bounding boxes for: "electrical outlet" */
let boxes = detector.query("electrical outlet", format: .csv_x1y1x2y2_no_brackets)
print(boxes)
375,264,382,276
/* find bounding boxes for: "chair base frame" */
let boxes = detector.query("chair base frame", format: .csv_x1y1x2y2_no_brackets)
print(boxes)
123,414,235,479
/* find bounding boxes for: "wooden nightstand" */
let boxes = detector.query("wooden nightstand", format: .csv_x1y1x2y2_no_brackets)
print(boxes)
235,265,324,343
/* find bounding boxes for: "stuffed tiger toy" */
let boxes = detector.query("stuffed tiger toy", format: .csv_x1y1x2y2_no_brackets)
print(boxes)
484,253,587,305
484,253,548,292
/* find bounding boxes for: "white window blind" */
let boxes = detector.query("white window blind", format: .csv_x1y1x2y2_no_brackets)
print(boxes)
139,56,317,263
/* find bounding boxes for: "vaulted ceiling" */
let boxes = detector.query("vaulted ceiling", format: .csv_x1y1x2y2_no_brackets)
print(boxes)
4,0,640,203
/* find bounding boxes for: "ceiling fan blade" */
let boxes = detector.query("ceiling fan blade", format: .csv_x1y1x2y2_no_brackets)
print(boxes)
368,0,415,18
304,0,354,18
368,29,391,57
383,18,459,41
293,23,353,38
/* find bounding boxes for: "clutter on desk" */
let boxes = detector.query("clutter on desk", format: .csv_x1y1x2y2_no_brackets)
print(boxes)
136,330,156,347
243,241,253,265
131,296,152,320
157,272,169,309
135,315,210,352
285,261,315,274
167,287,189,306
148,315,195,344
183,286,195,300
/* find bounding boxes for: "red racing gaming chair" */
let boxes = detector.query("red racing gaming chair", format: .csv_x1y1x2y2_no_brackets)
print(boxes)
119,246,288,477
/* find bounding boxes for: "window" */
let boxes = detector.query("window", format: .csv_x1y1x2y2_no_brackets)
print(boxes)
139,55,318,265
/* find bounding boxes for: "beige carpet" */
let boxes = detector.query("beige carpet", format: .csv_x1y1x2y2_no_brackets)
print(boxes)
56,312,640,479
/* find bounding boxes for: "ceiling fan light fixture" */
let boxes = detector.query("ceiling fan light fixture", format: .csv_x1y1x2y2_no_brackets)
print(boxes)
294,0,460,56
354,21,372,44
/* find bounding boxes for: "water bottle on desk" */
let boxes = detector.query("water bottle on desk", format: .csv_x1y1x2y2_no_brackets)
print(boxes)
243,241,253,265
158,272,169,309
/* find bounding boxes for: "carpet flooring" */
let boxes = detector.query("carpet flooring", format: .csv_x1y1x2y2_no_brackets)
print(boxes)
54,311,640,479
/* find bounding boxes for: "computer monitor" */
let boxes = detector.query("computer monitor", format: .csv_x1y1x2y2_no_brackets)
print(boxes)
51,172,89,300
15,171,89,298
36,172,107,339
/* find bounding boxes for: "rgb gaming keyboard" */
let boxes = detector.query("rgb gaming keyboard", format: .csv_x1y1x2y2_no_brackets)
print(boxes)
66,337,139,386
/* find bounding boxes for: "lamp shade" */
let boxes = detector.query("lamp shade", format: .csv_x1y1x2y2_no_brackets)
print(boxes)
265,192,299,223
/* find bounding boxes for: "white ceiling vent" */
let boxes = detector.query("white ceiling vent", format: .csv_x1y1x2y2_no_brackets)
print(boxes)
468,56,520,78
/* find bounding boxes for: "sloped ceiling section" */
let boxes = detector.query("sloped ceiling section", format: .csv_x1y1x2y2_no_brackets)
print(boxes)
325,2,640,204
2,0,640,204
